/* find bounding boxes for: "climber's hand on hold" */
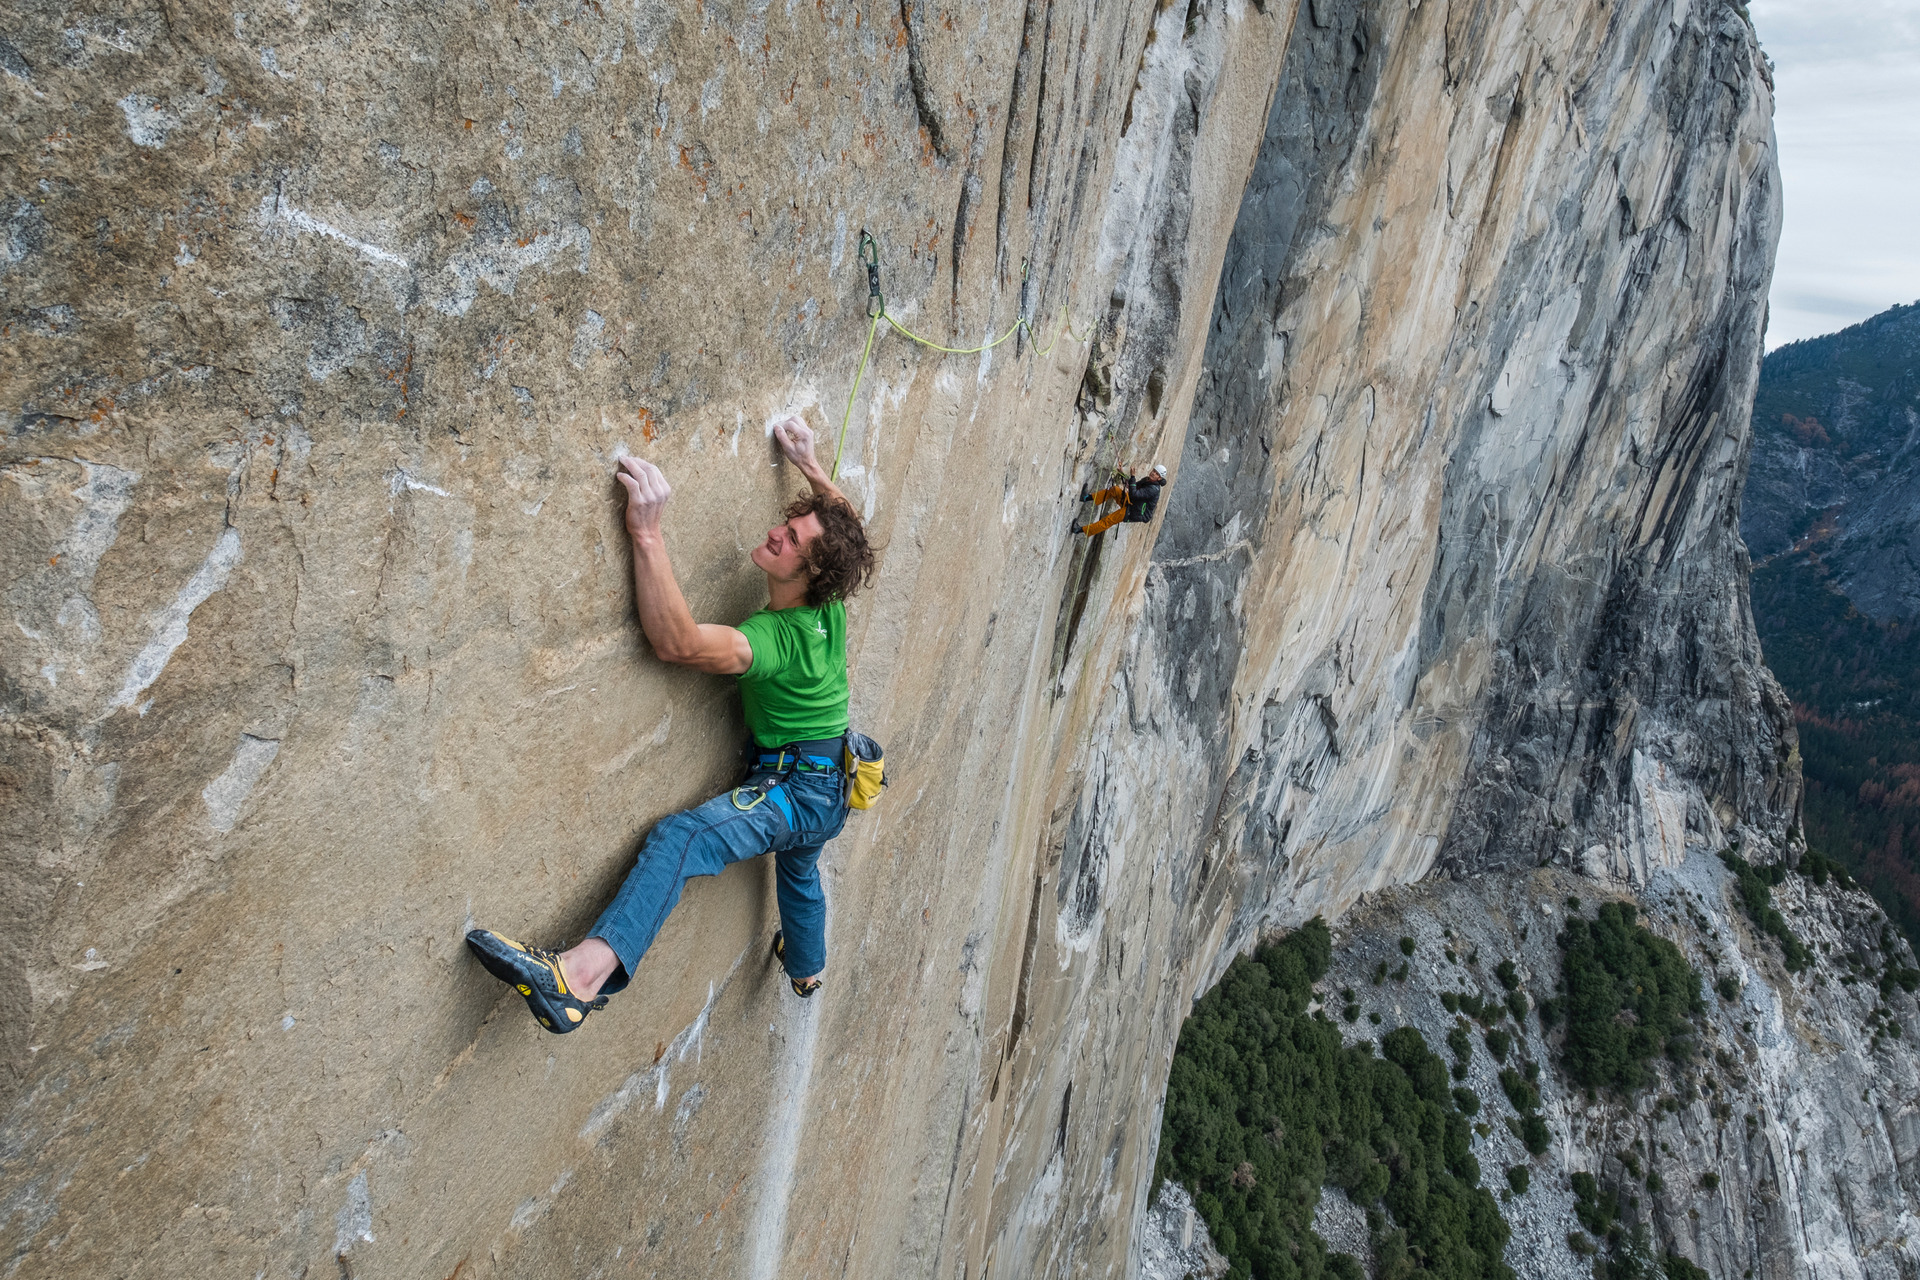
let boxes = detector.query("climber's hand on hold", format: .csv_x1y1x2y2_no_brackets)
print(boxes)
772,413,853,509
615,455,751,673
772,414,819,472
616,456,671,541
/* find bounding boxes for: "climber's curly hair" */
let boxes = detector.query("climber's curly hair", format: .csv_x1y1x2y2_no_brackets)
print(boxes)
788,491,876,606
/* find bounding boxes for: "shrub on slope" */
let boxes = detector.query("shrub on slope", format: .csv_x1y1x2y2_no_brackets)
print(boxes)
1157,920,1512,1280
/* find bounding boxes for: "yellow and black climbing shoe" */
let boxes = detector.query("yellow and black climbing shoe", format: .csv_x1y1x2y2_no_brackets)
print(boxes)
771,930,822,999
465,929,607,1034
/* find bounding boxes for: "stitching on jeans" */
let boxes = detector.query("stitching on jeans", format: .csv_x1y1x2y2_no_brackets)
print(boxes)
615,778,844,978
634,802,790,953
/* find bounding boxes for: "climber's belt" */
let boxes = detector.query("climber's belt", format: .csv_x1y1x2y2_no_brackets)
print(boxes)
755,737,846,771
783,737,849,756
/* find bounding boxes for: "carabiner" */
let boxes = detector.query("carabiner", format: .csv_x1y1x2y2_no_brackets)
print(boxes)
860,230,883,318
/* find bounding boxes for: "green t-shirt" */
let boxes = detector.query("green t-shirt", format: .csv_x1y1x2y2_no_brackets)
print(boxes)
735,599,849,748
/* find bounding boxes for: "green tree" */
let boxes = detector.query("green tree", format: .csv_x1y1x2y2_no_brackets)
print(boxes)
1158,921,1513,1280
1559,903,1704,1090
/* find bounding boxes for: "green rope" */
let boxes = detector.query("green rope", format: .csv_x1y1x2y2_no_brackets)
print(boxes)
829,233,1087,480
1022,304,1085,359
831,310,882,482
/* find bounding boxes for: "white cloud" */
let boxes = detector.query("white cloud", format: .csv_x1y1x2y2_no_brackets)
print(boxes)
1751,0,1920,347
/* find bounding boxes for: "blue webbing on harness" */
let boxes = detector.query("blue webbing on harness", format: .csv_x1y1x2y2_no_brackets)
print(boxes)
734,749,840,823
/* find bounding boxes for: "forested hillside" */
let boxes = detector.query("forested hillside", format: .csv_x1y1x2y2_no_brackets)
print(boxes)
1751,555,1920,944
1156,867,1920,1280
1745,301,1920,945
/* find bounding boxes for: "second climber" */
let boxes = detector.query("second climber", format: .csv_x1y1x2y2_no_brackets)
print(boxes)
1078,465,1168,537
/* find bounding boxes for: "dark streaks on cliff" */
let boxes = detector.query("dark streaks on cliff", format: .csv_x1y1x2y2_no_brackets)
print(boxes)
1420,2,1790,877
1028,0,1059,212
995,0,1044,292
1151,0,1387,775
900,0,952,161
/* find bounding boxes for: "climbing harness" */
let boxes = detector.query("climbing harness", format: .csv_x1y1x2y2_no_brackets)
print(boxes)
730,739,846,814
732,733,888,814
729,757,785,811
831,231,1087,480
730,744,797,812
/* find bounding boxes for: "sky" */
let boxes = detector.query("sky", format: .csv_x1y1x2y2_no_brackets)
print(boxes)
1749,0,1920,348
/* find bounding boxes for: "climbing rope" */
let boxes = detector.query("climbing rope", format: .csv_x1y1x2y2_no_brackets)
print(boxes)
831,231,1087,480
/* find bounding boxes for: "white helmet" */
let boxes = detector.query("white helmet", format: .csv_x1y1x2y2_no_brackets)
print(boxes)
1151,464,1168,479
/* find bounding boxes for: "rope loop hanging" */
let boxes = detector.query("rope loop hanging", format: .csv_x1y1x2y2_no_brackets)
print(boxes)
830,232,1087,480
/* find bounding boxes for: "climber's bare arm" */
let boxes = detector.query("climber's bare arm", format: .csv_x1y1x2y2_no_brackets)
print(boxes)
772,415,852,510
616,457,754,675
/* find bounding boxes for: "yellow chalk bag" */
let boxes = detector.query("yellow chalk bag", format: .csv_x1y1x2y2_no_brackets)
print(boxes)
844,731,888,811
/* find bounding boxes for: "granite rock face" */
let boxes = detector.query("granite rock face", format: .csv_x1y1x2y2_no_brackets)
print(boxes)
1135,1181,1230,1280
0,0,1803,1276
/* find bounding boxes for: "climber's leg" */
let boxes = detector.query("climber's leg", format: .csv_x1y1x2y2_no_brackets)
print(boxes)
767,766,847,986
1089,485,1127,505
772,843,827,980
556,936,620,998
583,786,792,997
773,927,821,998
1081,506,1127,537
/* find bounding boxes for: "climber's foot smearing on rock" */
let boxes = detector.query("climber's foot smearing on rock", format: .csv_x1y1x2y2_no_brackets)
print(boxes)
773,930,823,998
466,929,610,1033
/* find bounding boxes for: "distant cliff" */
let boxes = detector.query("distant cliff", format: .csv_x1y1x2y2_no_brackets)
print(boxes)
0,0,1823,1276
1744,300,1920,619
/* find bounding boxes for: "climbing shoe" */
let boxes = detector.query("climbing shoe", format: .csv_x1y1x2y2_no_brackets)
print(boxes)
771,931,822,999
465,929,608,1033
1079,486,1093,502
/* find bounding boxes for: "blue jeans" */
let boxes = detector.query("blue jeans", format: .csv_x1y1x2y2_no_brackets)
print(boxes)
588,758,848,992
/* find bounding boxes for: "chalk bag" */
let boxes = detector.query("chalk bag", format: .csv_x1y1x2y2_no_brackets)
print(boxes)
843,731,888,811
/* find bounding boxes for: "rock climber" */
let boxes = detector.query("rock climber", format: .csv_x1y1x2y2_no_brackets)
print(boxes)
465,414,876,1032
1078,464,1169,537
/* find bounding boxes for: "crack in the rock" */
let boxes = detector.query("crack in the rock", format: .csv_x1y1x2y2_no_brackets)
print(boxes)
899,0,950,161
